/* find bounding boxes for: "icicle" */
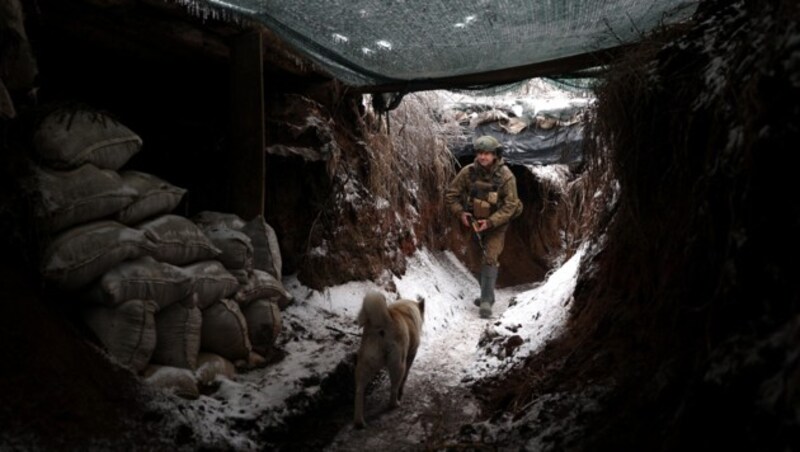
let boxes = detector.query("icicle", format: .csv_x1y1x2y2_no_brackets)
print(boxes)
172,0,255,25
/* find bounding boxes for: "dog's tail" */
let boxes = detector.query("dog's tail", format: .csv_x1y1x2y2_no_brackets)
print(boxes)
358,291,392,329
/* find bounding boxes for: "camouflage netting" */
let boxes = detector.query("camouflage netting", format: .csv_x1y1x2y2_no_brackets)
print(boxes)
179,0,697,87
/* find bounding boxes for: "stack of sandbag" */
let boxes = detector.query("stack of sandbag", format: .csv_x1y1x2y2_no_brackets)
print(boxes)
28,108,281,398
30,109,158,375
193,211,290,359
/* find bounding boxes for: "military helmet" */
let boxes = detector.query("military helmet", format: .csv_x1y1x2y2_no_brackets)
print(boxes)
473,135,502,153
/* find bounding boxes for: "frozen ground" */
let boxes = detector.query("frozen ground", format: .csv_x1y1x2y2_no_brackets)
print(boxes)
148,244,585,450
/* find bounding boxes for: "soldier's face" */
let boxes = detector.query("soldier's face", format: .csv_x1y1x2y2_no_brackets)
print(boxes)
476,150,496,168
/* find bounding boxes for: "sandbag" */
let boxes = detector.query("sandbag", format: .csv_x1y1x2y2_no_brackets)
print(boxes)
195,352,236,387
200,299,251,362
181,260,239,309
144,364,199,400
242,299,282,356
229,269,250,286
151,294,201,370
500,117,530,135
34,164,137,233
198,225,253,271
83,256,192,309
236,351,268,371
33,109,142,170
469,109,509,129
41,221,154,290
138,214,220,265
235,269,293,309
83,299,157,373
192,211,245,230
242,215,282,280
116,171,186,225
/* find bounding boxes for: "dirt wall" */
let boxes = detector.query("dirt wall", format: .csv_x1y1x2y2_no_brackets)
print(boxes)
478,1,800,450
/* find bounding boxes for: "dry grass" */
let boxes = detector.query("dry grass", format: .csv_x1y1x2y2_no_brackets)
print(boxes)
297,90,463,287
360,92,459,208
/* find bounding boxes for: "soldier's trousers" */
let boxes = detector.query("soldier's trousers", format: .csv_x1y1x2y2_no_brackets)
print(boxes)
479,223,509,267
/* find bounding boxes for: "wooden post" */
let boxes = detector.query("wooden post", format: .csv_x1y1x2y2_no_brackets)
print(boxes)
229,31,265,219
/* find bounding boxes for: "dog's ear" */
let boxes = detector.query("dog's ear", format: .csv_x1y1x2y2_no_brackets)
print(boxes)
417,297,425,318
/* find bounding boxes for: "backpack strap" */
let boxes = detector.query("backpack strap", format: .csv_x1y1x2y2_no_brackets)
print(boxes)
469,163,506,197
468,165,478,198
491,164,506,192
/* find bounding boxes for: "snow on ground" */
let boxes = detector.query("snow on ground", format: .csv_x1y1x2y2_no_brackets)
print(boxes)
326,244,587,450
148,243,586,450
467,243,587,377
143,79,589,450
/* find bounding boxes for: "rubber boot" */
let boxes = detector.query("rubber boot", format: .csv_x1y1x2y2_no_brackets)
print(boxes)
473,266,488,307
479,265,498,319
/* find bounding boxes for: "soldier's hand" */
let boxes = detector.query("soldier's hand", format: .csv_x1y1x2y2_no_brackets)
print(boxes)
475,219,491,232
461,212,473,228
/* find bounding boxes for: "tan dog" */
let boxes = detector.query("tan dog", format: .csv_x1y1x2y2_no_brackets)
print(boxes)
353,291,425,429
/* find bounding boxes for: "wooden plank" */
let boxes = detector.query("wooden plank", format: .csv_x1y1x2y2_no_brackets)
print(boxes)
229,31,266,219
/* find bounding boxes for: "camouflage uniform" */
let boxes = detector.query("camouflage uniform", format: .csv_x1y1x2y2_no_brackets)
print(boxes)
445,137,522,318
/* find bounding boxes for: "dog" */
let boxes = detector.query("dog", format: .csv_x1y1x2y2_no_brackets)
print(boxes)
353,291,425,429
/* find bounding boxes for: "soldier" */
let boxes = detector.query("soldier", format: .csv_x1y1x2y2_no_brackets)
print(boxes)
445,135,523,318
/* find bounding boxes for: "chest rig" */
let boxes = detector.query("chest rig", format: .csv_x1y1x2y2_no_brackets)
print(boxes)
468,164,504,219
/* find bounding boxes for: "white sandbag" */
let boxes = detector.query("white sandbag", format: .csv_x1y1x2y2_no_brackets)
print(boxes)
83,256,192,309
469,109,509,129
83,299,157,372
151,294,201,370
499,117,530,135
200,299,251,362
235,269,293,309
41,221,154,290
192,211,245,230
181,260,239,309
116,171,187,225
33,109,142,170
34,164,137,233
144,364,199,400
198,225,253,271
195,352,236,387
242,299,282,356
138,214,220,265
242,215,282,280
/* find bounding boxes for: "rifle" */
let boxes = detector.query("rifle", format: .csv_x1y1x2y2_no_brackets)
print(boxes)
468,215,489,261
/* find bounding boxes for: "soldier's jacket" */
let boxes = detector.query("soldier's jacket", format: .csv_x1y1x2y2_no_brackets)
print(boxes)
444,157,522,228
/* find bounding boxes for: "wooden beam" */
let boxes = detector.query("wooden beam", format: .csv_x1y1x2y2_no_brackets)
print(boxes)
229,31,266,219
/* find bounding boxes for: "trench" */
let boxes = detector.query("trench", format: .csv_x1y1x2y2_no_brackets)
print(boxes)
11,1,797,450
265,288,519,451
5,13,574,447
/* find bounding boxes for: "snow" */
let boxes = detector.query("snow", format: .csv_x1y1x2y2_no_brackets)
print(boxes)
146,244,586,449
142,79,590,450
467,243,586,376
527,163,572,188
